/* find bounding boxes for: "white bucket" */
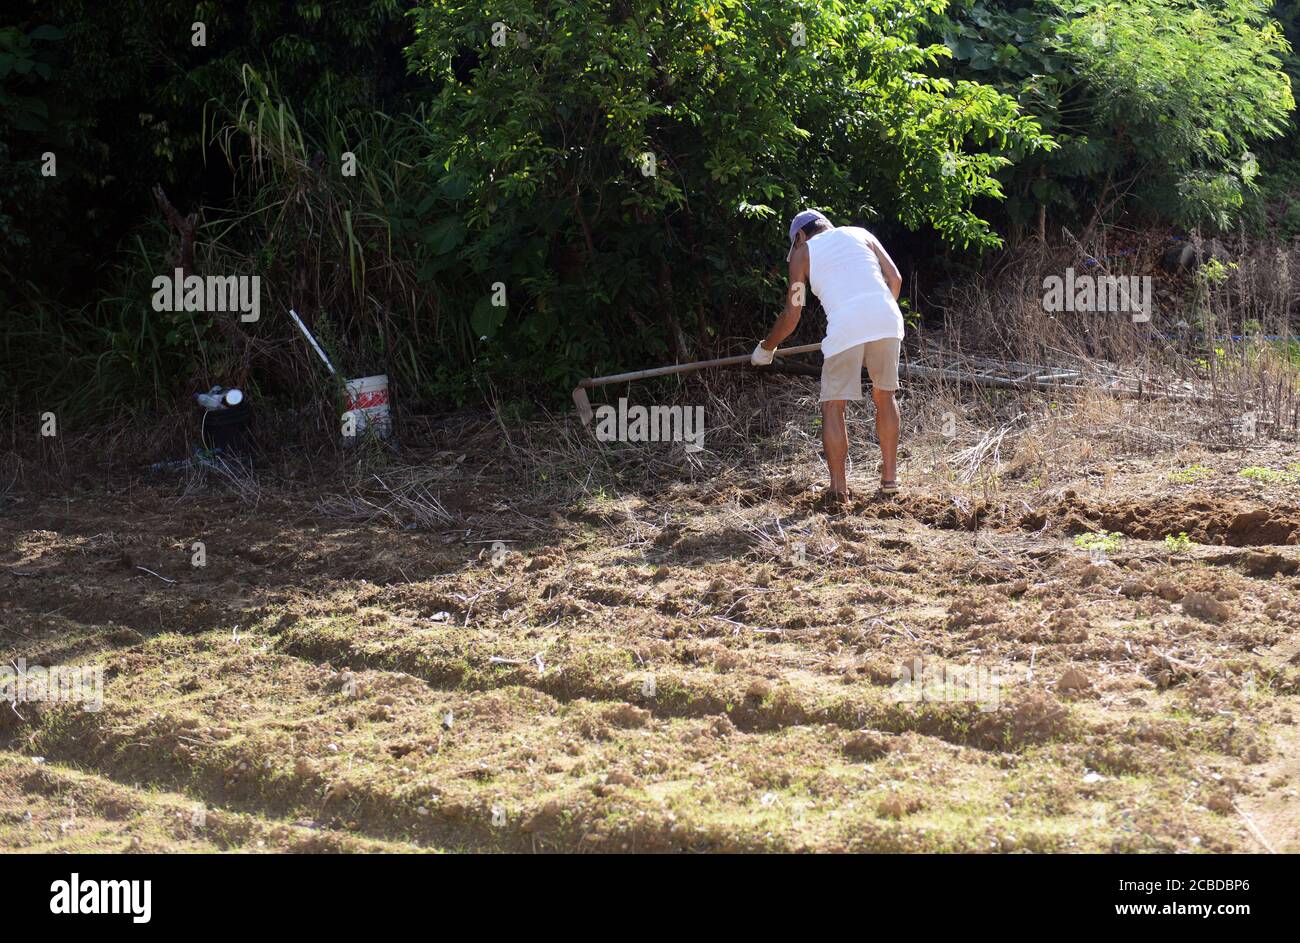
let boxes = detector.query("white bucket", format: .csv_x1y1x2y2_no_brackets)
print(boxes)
343,374,392,442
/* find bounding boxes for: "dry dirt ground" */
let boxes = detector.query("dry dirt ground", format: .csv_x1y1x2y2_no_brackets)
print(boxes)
3,385,1300,853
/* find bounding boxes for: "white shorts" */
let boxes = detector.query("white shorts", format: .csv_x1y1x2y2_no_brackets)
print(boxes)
820,338,901,401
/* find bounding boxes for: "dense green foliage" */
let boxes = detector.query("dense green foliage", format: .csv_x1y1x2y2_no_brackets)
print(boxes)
404,0,1049,391
1,1,414,414
1,0,412,290
1245,2,1300,236
1,0,1296,422
935,0,1294,233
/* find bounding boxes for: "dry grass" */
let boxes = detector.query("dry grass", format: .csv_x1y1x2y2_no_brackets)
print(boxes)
925,230,1300,441
315,467,452,529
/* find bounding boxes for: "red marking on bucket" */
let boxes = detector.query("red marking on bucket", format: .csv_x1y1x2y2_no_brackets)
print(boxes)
348,389,389,410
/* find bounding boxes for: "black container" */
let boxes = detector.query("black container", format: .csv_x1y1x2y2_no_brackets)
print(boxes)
200,402,252,452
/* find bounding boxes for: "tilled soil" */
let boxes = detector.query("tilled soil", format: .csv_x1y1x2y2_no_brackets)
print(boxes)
3,437,1300,853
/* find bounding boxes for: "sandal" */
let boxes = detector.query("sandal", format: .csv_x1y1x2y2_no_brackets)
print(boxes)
879,479,899,495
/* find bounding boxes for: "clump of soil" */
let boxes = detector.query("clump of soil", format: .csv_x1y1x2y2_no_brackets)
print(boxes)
842,730,892,760
1181,592,1234,624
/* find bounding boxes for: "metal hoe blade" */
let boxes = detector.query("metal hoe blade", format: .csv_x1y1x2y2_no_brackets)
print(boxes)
572,386,594,425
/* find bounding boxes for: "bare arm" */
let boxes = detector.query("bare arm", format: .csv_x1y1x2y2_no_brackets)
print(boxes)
867,233,902,300
761,242,810,350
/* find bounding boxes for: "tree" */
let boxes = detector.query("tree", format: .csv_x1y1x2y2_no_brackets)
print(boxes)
407,0,1050,382
936,0,1294,233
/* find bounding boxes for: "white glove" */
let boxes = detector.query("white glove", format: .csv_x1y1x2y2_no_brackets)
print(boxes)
751,341,776,366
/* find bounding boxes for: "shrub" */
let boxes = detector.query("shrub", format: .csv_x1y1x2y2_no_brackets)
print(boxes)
405,0,1051,391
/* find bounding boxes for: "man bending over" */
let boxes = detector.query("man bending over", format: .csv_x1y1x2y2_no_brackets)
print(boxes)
752,209,904,498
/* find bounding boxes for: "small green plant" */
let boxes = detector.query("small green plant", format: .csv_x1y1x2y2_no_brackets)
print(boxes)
1163,532,1194,555
1074,531,1125,554
1168,464,1212,484
1196,257,1235,288
1239,466,1299,484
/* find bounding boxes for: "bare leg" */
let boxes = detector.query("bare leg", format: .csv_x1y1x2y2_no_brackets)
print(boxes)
821,399,849,496
872,388,899,484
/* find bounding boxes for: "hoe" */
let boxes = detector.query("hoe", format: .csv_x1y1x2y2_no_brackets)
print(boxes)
571,343,823,424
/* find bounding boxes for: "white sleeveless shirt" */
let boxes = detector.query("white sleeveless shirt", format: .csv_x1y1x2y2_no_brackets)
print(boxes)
806,226,904,356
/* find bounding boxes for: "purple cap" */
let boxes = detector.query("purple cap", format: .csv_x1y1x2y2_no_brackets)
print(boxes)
787,209,831,260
